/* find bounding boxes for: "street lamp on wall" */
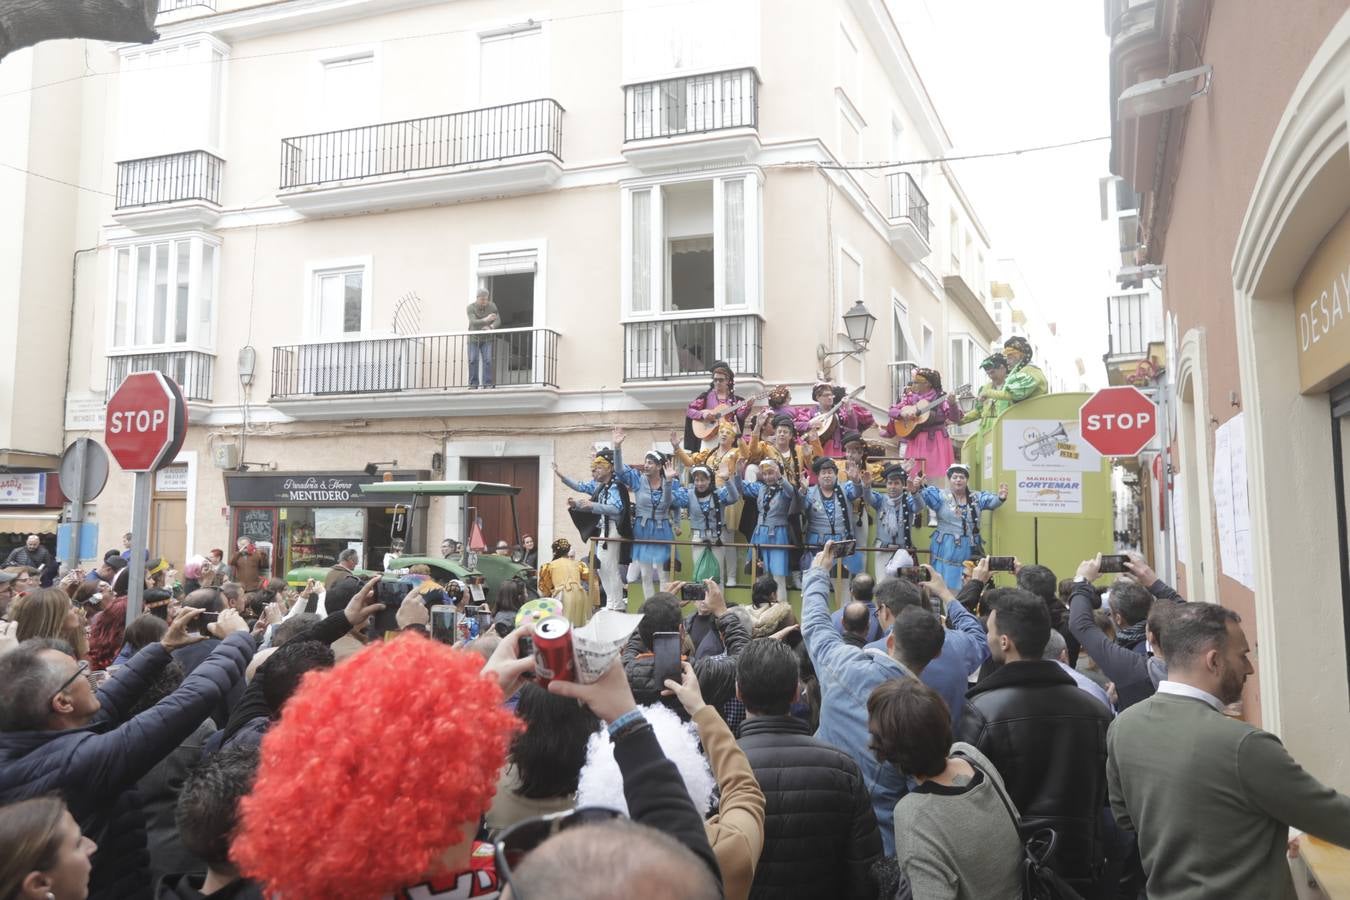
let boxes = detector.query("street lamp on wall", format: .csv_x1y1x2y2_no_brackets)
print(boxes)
817,300,878,377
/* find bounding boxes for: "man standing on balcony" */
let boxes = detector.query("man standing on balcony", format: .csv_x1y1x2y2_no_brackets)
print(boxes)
466,288,499,389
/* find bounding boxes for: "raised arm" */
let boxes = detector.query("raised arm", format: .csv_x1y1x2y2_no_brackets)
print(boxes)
1068,574,1148,687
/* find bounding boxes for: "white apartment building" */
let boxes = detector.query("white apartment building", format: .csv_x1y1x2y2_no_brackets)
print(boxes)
0,0,1010,575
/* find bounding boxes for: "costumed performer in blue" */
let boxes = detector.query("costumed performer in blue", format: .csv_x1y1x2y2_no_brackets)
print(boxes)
731,455,801,604
915,463,1008,590
612,427,689,601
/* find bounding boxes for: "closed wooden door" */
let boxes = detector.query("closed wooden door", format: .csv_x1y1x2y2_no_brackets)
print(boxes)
152,497,188,568
465,458,539,549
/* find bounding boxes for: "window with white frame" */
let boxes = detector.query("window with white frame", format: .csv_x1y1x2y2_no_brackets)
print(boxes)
312,266,369,338
474,245,544,386
838,245,863,324
110,236,218,350
479,26,545,106
322,54,376,130
948,334,979,391
624,174,759,316
948,212,960,272
921,323,934,367
891,295,915,362
623,174,761,378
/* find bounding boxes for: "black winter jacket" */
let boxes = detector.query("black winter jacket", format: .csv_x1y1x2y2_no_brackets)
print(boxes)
1067,578,1184,711
957,659,1112,888
623,608,749,719
737,715,882,900
0,632,254,900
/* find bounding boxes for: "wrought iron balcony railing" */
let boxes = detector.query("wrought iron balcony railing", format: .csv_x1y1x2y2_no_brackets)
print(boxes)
624,68,758,142
622,314,762,382
115,151,223,209
107,350,215,402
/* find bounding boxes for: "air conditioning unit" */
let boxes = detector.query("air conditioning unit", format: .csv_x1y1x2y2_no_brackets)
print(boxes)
213,442,240,470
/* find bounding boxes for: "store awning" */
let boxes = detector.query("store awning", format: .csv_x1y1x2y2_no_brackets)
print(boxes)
0,512,60,535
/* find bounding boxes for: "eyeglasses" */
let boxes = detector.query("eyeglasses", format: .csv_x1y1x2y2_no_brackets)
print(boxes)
49,660,90,705
494,807,622,894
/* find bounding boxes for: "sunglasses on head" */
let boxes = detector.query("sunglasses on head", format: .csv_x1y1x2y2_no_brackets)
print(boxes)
494,807,622,893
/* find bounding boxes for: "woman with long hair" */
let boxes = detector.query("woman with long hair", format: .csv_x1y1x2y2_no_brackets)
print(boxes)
883,367,961,481
15,589,86,661
0,796,97,900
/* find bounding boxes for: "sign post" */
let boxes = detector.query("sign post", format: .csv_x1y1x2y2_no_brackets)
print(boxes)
104,372,187,622
58,438,110,569
1078,387,1158,457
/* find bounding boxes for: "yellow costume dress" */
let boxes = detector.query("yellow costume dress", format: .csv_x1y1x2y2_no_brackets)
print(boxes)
537,556,592,625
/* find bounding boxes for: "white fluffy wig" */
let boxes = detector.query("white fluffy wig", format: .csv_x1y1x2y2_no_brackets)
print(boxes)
575,704,715,817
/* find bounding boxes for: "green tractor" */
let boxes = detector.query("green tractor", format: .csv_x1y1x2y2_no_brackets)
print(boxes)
358,479,534,605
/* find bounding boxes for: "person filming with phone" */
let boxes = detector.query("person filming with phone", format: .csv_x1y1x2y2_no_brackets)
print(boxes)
621,579,748,722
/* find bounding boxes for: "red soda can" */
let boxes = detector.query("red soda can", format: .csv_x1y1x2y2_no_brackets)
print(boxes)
532,616,575,686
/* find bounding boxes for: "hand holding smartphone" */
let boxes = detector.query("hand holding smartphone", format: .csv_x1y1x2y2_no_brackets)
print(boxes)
1099,554,1130,574
830,539,857,558
652,632,682,687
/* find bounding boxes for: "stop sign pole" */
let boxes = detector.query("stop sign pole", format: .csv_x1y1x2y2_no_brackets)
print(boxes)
104,372,187,622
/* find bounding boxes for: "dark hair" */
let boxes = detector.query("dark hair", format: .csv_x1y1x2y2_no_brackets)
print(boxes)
176,745,260,869
124,613,167,651
274,613,323,646
637,594,681,649
987,588,1051,658
893,606,945,672
495,579,527,615
1159,602,1242,670
0,796,69,899
1112,581,1154,626
849,573,875,604
142,588,172,621
1146,600,1179,648
735,639,800,716
1016,565,1058,604
256,640,335,712
130,662,185,717
0,639,76,732
750,575,779,607
842,601,871,637
104,549,121,563
510,682,599,798
72,581,101,606
323,579,362,611
868,678,952,778
111,567,131,597
794,640,821,731
184,587,225,614
875,576,922,617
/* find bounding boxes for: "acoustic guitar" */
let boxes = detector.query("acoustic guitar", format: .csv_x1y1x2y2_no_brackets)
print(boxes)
889,385,973,438
806,385,867,442
690,389,773,441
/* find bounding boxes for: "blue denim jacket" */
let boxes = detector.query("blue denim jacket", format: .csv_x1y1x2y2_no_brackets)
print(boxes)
800,567,911,856
865,597,990,733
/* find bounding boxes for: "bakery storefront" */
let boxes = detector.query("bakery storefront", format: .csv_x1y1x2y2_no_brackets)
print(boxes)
223,471,429,577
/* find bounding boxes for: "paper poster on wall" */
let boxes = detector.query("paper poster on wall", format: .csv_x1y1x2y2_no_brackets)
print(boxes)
1014,471,1084,514
1172,470,1188,566
1002,420,1103,472
983,442,994,480
1212,414,1254,589
315,508,365,539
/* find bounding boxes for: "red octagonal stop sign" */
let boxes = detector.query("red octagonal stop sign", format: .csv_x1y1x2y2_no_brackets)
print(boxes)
105,372,187,471
1079,386,1157,457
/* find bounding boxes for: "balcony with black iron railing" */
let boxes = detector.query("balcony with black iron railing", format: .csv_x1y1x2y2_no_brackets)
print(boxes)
113,150,224,229
269,328,560,419
277,99,565,216
107,350,215,403
886,172,931,262
622,68,761,169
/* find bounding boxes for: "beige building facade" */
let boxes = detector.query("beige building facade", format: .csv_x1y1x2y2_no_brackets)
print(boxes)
1107,0,1350,798
2,0,1008,576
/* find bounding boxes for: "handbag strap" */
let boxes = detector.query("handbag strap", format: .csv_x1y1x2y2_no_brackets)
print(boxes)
957,751,1022,834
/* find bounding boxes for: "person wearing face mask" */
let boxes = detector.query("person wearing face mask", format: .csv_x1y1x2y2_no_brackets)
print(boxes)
1107,602,1350,900
914,464,1007,591
0,796,98,900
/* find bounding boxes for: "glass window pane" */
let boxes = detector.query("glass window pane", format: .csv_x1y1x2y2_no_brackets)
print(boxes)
153,242,169,344
174,241,190,343
135,245,152,345
722,178,745,307
318,274,339,336
343,272,363,333
114,248,130,347
198,244,215,346
631,190,651,313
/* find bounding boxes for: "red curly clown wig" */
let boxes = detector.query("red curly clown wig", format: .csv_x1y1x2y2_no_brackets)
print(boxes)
232,634,519,898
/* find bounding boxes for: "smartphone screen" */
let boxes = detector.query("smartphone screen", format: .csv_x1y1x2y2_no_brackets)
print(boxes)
653,632,681,687
430,606,457,644
987,556,1016,572
830,539,857,558
1100,554,1130,574
193,611,219,636
681,583,705,604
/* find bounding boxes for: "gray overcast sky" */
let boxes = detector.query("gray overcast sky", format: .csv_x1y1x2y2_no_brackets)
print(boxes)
891,0,1113,387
